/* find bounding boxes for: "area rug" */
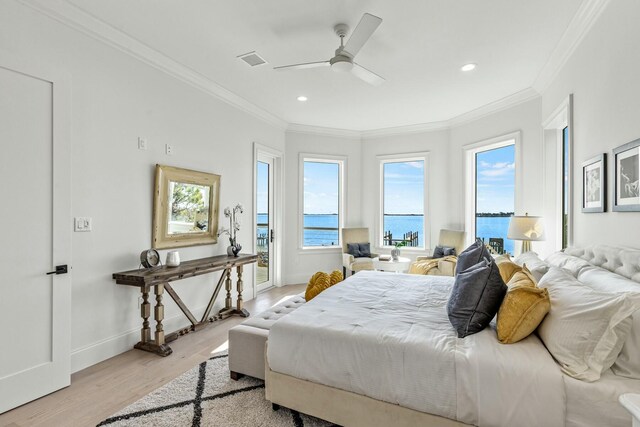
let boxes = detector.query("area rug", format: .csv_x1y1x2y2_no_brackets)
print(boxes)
97,353,337,427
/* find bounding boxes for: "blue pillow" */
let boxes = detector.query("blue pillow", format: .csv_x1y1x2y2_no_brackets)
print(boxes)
358,242,371,257
347,242,371,258
447,259,507,338
455,239,492,275
347,243,362,257
433,245,456,258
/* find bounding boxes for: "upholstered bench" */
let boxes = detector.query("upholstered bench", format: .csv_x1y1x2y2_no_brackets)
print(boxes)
228,294,306,380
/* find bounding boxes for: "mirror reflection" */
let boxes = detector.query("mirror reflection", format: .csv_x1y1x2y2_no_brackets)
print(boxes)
167,181,210,234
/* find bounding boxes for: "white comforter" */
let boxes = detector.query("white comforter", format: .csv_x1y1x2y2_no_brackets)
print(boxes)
267,271,565,426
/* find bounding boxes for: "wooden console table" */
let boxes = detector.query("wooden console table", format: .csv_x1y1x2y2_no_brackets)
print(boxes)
113,253,257,356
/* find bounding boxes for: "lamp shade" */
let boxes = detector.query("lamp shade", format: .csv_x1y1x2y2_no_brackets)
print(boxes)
507,215,545,241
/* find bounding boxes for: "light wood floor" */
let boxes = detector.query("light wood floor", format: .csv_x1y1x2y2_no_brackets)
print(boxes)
0,284,305,427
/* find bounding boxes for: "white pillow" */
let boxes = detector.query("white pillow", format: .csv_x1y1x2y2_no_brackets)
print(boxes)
537,267,639,382
514,251,549,281
576,267,640,379
545,251,594,277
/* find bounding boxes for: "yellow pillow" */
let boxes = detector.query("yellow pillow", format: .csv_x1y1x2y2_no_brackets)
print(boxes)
305,270,343,301
329,270,343,285
496,267,550,344
495,254,522,284
506,264,537,288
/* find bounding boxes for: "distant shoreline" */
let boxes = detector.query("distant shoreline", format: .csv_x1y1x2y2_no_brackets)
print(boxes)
476,213,514,217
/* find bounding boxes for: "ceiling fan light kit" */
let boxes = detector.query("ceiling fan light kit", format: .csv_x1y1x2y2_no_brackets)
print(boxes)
274,13,384,86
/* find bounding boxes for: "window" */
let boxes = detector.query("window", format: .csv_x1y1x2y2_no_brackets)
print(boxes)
380,156,427,249
562,126,569,249
465,133,519,256
301,156,344,248
543,95,572,251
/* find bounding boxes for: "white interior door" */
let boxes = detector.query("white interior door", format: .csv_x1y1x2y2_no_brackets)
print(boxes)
256,155,275,292
0,54,71,413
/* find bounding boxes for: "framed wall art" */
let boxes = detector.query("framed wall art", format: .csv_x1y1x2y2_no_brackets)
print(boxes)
152,164,221,248
613,139,640,212
582,153,606,213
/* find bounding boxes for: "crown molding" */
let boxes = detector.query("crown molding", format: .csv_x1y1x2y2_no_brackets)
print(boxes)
532,0,612,93
291,88,540,140
360,120,449,139
447,87,540,127
286,123,361,139
19,0,288,130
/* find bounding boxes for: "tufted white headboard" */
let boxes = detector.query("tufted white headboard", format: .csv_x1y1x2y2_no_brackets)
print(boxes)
564,245,640,284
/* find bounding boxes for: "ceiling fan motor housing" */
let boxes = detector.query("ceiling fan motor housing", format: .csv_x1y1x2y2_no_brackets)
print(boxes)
330,55,353,72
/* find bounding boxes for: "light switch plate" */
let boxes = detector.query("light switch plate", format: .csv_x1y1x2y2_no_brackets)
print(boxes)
138,137,148,150
74,217,92,232
165,144,174,155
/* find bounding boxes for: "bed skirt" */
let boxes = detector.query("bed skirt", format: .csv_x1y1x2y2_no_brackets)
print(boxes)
264,343,468,427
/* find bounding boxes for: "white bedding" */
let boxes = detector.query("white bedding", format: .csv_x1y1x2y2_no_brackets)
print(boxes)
564,369,640,427
267,271,565,426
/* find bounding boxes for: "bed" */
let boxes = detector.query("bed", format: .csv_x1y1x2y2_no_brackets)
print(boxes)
265,245,640,427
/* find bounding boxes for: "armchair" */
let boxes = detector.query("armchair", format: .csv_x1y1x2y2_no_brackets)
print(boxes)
341,228,378,277
409,229,466,276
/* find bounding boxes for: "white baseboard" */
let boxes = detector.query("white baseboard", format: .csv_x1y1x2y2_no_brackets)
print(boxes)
70,304,210,373
284,274,313,285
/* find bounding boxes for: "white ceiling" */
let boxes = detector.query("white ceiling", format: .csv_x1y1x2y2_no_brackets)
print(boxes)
66,0,584,131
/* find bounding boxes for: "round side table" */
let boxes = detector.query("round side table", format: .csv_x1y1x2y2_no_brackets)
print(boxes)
372,256,412,273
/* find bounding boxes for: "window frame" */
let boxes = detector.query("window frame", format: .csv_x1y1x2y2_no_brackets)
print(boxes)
542,94,573,251
298,153,346,252
377,152,430,252
464,131,522,250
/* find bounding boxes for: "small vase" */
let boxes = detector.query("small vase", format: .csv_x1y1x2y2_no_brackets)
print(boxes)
391,247,400,261
227,243,242,257
166,251,180,267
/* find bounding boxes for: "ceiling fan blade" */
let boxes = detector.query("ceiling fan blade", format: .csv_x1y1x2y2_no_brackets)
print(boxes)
351,62,385,86
342,13,382,58
273,61,330,70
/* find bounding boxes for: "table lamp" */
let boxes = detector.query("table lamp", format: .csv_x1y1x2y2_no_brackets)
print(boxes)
507,213,545,253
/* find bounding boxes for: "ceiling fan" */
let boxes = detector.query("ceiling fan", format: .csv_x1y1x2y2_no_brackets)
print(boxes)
274,13,385,86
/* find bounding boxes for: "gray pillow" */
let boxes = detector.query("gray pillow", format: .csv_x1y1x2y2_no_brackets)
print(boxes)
347,242,371,258
433,245,456,258
447,259,507,338
358,242,371,258
455,239,492,275
347,243,362,257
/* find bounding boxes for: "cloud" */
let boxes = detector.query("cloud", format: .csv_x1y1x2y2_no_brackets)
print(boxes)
478,162,515,178
405,161,424,169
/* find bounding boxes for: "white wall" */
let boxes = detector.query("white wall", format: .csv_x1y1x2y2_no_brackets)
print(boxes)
361,129,451,258
542,0,640,249
0,2,285,372
283,131,362,284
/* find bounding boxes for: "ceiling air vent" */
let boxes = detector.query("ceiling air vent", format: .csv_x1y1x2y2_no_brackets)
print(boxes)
237,51,267,67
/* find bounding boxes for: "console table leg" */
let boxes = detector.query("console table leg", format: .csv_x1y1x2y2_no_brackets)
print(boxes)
152,284,172,356
140,288,150,343
155,284,165,345
236,265,249,317
224,268,232,310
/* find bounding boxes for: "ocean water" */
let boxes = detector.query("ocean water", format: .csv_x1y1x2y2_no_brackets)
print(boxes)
256,213,513,254
475,216,514,255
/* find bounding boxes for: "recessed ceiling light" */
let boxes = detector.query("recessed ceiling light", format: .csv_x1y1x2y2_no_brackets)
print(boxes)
461,63,477,72
297,96,308,102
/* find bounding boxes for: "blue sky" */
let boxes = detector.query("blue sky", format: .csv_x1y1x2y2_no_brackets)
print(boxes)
475,145,515,213
383,161,424,214
257,161,269,215
303,161,339,214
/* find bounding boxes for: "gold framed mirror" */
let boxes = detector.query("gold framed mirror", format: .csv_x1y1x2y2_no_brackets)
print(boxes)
152,165,220,249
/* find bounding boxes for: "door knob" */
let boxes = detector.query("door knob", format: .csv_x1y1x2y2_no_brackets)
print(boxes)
46,265,68,275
